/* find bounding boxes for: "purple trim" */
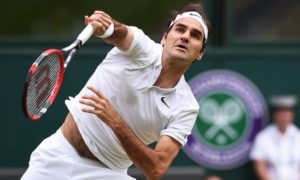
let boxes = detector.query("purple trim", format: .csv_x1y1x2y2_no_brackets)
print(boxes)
184,70,268,170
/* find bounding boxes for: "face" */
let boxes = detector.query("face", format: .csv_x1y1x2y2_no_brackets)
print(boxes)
161,17,205,66
273,109,295,131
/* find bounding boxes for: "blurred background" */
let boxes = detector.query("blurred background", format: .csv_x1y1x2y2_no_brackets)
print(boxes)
1,0,300,179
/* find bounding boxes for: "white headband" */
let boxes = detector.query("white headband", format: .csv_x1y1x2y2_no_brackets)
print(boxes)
169,11,208,42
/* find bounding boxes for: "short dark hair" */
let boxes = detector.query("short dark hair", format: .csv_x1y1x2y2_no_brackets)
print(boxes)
165,2,212,52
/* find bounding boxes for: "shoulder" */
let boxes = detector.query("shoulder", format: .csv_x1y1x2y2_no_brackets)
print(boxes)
289,124,300,131
255,124,276,141
107,26,162,66
250,125,274,160
126,26,159,53
176,77,199,110
288,124,300,136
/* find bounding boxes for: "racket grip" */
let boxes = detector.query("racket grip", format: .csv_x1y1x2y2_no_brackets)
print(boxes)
77,24,95,45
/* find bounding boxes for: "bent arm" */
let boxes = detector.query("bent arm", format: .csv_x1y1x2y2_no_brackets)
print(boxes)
112,120,181,180
85,11,134,51
80,86,181,180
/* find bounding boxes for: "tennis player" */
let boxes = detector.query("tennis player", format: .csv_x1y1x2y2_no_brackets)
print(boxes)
22,2,211,180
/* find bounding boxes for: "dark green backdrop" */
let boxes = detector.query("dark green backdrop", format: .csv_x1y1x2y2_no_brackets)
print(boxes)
1,39,300,180
1,0,300,179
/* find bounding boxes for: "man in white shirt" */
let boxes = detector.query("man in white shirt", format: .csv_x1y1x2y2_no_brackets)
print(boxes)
250,95,300,180
21,2,212,180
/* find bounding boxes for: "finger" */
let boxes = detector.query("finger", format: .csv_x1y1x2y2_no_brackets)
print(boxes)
84,15,90,25
82,108,104,117
89,12,111,27
87,86,105,99
94,11,111,19
81,94,100,103
82,95,108,109
99,17,111,26
81,108,96,114
89,13,111,24
90,21,105,32
90,18,111,29
79,99,97,108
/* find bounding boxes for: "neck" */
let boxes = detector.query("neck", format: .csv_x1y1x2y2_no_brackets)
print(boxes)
154,71,181,88
277,126,288,135
154,58,190,88
279,128,287,134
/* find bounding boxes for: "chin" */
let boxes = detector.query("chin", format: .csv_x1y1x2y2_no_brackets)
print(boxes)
171,52,189,60
171,57,191,67
171,55,186,62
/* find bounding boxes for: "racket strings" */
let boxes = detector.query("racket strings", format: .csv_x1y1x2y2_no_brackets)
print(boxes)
27,53,62,117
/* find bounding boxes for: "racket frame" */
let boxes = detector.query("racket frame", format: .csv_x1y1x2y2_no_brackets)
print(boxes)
22,24,95,120
23,49,65,120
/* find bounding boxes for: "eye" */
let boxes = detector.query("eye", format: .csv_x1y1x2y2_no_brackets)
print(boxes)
175,27,185,33
191,32,201,40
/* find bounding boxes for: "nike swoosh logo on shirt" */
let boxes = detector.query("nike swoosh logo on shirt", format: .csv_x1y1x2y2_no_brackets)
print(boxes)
161,97,170,108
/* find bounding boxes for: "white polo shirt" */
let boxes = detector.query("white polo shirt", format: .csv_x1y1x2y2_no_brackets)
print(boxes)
65,26,199,173
250,124,300,180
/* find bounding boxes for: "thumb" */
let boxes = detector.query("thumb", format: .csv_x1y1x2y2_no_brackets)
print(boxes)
84,16,90,25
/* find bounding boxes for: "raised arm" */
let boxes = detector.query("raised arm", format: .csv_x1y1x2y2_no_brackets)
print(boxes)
84,10,134,51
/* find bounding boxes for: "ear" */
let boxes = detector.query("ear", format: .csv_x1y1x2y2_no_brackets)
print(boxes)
160,33,167,46
196,49,205,61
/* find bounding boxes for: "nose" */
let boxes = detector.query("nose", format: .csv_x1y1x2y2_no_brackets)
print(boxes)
180,31,189,43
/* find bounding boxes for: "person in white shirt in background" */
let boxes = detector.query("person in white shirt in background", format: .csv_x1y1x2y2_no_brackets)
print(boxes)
250,95,300,180
21,2,212,180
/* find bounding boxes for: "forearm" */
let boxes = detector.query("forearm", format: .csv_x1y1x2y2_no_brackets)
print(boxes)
104,19,129,48
254,161,271,180
110,118,167,180
106,19,134,51
86,11,133,51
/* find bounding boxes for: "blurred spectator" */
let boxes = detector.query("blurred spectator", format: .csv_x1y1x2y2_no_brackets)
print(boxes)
250,95,300,180
204,175,222,180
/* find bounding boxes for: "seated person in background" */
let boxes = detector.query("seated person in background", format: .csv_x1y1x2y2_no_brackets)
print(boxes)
250,95,300,180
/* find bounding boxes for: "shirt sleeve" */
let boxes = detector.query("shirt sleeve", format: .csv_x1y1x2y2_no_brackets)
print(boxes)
117,26,160,66
250,132,268,161
160,108,199,147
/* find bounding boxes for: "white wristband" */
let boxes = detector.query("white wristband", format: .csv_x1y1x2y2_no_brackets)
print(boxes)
98,22,114,38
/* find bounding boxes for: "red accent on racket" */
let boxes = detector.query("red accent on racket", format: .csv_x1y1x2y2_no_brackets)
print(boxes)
23,49,64,120
22,24,95,120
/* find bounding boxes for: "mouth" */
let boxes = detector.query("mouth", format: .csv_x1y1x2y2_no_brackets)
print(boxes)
175,44,188,51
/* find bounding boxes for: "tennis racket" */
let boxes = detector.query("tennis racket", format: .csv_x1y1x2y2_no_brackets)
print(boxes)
23,24,95,121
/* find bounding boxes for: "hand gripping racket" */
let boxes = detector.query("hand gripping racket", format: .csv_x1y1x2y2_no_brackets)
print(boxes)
23,24,95,120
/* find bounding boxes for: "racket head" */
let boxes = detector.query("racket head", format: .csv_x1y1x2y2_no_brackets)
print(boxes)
23,49,65,120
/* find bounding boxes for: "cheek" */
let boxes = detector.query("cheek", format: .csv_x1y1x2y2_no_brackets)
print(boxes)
190,46,201,57
191,41,203,53
163,38,174,48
